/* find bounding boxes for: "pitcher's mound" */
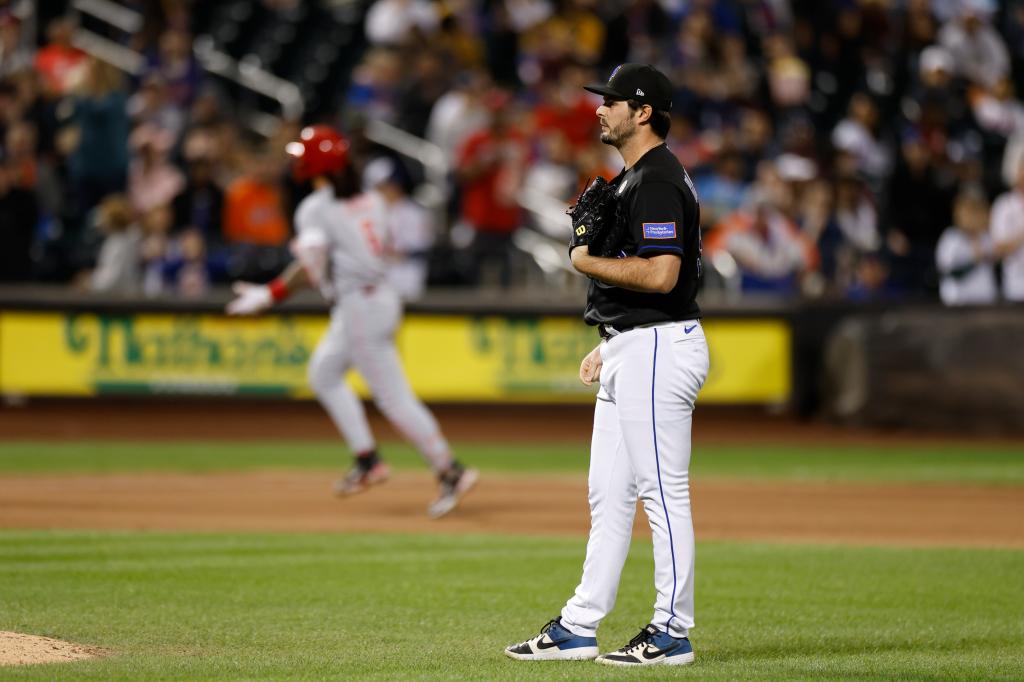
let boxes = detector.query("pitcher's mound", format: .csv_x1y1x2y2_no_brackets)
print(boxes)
0,631,105,666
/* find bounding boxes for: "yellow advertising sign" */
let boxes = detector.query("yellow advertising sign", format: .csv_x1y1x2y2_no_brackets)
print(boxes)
0,311,789,403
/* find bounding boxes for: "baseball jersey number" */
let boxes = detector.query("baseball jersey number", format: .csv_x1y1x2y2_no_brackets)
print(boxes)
359,219,384,256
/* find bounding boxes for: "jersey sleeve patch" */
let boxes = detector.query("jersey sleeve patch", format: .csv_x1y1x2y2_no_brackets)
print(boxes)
642,222,677,239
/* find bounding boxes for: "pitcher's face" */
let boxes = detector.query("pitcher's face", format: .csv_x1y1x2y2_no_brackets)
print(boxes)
597,98,638,148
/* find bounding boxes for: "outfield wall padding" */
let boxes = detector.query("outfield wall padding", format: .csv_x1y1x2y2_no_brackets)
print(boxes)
824,309,1024,432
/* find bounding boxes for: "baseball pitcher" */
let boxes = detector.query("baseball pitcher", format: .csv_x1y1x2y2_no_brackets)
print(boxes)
506,64,708,666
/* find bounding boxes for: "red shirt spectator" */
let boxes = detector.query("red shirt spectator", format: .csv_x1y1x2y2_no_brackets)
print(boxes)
533,92,598,150
34,17,86,96
222,155,289,246
457,108,526,234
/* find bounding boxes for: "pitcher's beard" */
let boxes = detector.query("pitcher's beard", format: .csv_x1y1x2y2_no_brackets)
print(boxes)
600,123,635,148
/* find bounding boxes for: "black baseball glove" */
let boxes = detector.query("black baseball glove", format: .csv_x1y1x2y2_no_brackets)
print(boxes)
567,177,619,257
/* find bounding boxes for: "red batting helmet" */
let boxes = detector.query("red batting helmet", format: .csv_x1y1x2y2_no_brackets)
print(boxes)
286,125,349,182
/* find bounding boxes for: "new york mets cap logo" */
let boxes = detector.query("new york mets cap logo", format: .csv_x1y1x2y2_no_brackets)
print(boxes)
608,64,623,82
643,222,677,239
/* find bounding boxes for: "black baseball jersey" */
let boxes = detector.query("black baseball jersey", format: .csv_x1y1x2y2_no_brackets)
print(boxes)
583,143,702,329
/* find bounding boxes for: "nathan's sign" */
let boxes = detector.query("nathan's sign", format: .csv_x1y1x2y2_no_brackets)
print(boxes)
0,311,790,403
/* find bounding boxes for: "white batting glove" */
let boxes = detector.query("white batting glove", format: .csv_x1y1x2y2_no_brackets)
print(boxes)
226,282,274,315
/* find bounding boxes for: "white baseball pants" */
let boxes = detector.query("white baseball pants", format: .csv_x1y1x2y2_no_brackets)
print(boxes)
561,320,709,639
306,285,452,472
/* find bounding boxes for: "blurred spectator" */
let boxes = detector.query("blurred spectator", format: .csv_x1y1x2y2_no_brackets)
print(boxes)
795,178,834,286
829,173,880,284
64,58,130,216
902,0,939,56
0,158,37,281
479,1,523,86
4,119,37,190
394,50,450,138
89,194,142,294
0,79,18,144
139,203,173,296
910,45,972,144
33,15,85,97
969,75,1024,192
882,129,955,294
971,76,1024,137
694,150,749,230
221,148,290,281
990,157,1024,301
845,252,894,301
832,93,892,185
615,0,670,66
716,34,759,105
706,191,819,295
7,68,53,158
186,86,226,131
365,0,438,46
162,228,211,298
145,29,201,109
669,8,714,70
173,154,224,250
455,90,527,287
503,0,553,34
2,0,1021,301
364,156,434,301
917,44,954,87
128,74,185,141
573,138,616,186
1005,133,1024,191
938,1,1009,88
935,187,1000,305
2,113,61,234
518,0,605,82
668,113,717,175
201,121,249,187
426,68,490,160
434,11,485,70
345,48,403,125
0,12,32,78
522,129,576,203
1005,3,1024,91
764,33,811,114
533,66,599,151
127,124,184,215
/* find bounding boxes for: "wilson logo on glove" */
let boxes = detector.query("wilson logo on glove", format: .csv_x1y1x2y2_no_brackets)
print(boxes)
567,177,625,258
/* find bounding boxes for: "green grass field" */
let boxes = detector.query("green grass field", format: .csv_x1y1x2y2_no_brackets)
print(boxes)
1,531,1022,680
1,441,1023,483
1,440,1023,679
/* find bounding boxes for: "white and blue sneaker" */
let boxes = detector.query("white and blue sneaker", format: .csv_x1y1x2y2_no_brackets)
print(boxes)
596,624,694,666
504,618,599,661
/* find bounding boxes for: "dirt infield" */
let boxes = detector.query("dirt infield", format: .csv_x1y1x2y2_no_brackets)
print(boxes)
2,399,1023,548
2,471,1022,548
0,632,105,667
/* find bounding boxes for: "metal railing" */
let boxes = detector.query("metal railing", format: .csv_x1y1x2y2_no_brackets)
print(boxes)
71,28,145,75
363,120,580,278
69,0,302,134
193,35,303,123
71,0,141,33
364,119,449,207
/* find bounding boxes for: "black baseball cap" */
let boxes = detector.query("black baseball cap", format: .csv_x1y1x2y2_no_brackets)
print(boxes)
584,63,674,112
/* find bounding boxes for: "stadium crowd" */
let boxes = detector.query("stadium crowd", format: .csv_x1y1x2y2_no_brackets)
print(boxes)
1,0,1024,304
